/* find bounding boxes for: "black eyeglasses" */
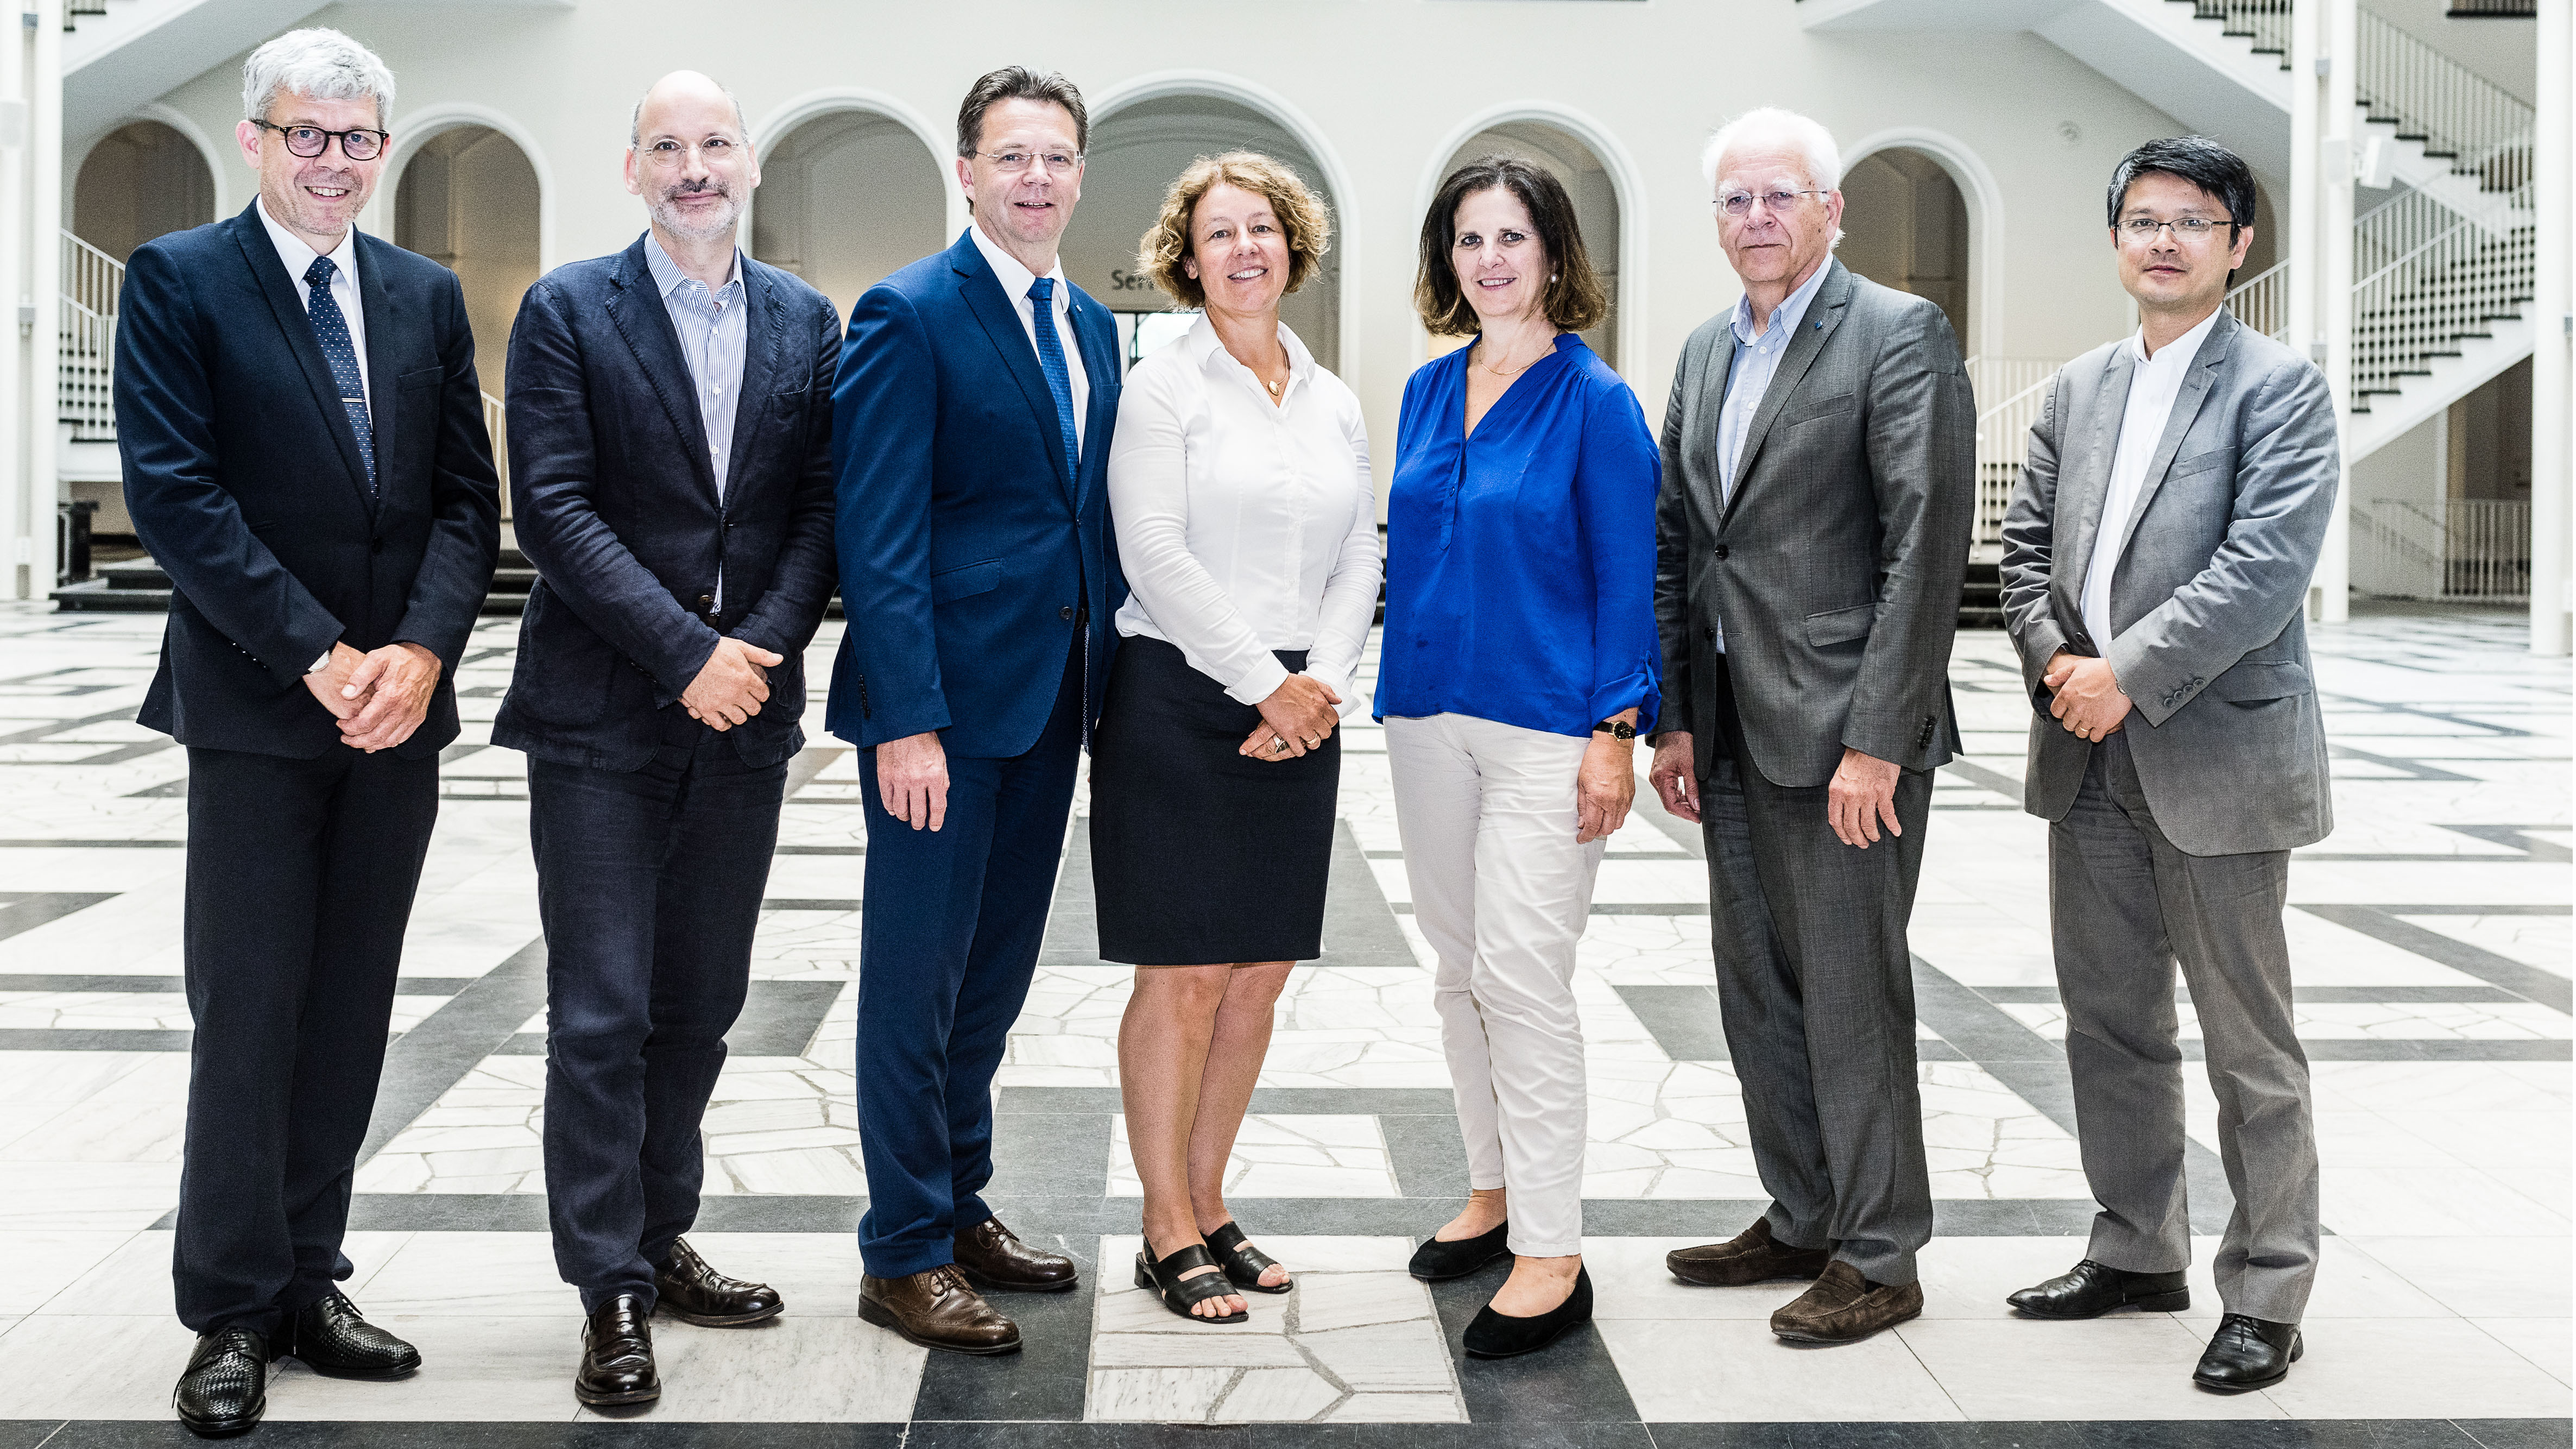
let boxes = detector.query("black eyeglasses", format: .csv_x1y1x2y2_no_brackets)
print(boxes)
256,119,388,162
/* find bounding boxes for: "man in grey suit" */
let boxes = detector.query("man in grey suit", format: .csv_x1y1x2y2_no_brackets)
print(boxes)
1646,107,1974,1345
1996,136,2336,1394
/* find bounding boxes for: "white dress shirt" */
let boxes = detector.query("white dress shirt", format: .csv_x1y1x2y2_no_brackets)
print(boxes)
1107,315,1380,713
1708,257,1830,653
966,222,1087,451
256,197,368,407
2081,306,2223,652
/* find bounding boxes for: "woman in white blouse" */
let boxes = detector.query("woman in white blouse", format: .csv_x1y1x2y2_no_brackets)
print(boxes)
1092,152,1379,1325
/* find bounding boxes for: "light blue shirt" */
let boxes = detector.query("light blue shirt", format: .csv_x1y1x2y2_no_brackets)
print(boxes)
1709,257,1832,652
641,232,746,502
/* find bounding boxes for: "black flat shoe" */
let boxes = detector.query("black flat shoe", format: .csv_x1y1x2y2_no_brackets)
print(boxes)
1205,1221,1291,1294
1409,1220,1511,1282
1462,1267,1592,1359
280,1290,421,1378
2194,1313,2302,1391
174,1326,268,1437
1134,1238,1248,1324
2007,1259,2189,1319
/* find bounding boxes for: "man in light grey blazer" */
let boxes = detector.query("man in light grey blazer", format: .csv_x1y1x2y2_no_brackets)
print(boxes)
1646,107,1975,1346
1997,136,2337,1394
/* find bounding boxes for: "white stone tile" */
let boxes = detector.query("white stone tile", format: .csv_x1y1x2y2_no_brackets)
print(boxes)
2350,1234,2573,1318
263,1313,577,1422
570,1316,924,1422
0,1162,179,1231
1598,1316,1965,1421
2262,1316,2572,1418
1087,1366,1234,1420
1898,1316,2283,1420
2476,1316,2573,1388
0,1228,138,1314
0,1313,203,1418
1107,1114,1397,1199
1213,1365,1343,1420
1295,1318,1456,1394
361,1231,584,1316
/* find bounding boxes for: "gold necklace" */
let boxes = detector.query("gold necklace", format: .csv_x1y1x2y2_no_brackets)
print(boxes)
1476,338,1549,378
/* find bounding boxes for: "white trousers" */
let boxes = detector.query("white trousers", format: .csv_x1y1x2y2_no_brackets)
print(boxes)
1385,713,1602,1258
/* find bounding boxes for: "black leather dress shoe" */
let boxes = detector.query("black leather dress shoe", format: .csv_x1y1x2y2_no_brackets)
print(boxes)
2007,1259,2190,1319
576,1293,660,1408
2194,1313,2302,1391
655,1237,785,1326
173,1327,268,1437
1408,1221,1511,1282
279,1290,421,1378
1462,1267,1592,1359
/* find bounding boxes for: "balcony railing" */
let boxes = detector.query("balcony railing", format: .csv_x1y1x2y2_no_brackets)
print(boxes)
2353,497,2530,601
60,232,123,442
2356,9,2535,194
2351,185,2536,402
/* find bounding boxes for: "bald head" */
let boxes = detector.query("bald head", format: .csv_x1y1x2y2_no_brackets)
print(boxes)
630,70,746,149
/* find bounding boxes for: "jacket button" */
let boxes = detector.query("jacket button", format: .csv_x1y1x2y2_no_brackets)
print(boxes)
1714,544,1731,560
1060,606,1075,621
697,594,715,612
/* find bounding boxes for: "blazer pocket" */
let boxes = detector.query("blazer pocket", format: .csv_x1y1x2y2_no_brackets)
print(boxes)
397,365,443,392
930,559,1003,603
1804,602,1876,647
2166,449,2232,480
2211,658,2310,703
1781,393,1856,428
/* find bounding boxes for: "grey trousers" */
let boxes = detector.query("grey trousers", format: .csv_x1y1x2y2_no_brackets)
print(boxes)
1698,701,1936,1286
2051,733,2320,1323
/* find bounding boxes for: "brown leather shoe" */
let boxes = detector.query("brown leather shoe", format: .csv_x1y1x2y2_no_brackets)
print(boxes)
858,1265,1022,1356
1666,1217,1833,1287
953,1215,1079,1293
1769,1261,1924,1344
574,1293,659,1407
654,1237,784,1326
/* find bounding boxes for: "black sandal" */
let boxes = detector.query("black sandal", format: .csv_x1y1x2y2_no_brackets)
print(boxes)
1205,1221,1292,1294
1133,1239,1248,1323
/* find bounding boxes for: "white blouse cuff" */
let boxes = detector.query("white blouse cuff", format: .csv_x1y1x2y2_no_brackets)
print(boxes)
1224,653,1293,709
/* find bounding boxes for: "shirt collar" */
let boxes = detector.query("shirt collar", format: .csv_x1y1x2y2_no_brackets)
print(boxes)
256,195,358,286
1182,312,1316,382
2126,305,2224,371
967,221,1069,312
642,230,741,301
1732,256,1830,348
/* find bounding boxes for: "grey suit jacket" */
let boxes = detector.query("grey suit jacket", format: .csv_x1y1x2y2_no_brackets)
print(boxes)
1997,309,2338,857
1653,260,1977,789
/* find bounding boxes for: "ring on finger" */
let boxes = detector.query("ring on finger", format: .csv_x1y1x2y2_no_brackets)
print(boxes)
1270,738,1288,753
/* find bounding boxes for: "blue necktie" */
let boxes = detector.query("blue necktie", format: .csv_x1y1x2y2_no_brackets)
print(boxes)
1025,276,1079,478
303,255,375,494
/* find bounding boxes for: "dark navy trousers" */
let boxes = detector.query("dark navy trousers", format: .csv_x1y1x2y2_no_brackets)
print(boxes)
530,711,787,1313
855,646,1082,1278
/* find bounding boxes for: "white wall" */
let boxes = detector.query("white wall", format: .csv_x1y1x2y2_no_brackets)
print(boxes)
140,1,2198,484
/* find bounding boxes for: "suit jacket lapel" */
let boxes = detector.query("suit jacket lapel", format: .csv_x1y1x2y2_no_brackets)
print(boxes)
952,234,1075,500
2107,313,2234,569
724,260,781,490
607,237,718,502
1694,326,1737,523
354,233,400,501
2061,348,2136,615
229,206,373,509
1723,260,1850,521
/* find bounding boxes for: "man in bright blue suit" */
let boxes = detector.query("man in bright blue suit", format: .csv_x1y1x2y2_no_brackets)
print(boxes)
829,65,1122,1357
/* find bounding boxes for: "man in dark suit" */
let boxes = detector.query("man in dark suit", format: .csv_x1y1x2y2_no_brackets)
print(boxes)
1646,108,1975,1345
115,29,499,1436
1998,137,2336,1393
831,65,1122,1355
493,70,842,1408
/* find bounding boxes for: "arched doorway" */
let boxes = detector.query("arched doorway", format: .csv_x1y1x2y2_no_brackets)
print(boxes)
74,118,214,261
1837,147,1971,355
1428,119,1623,371
1071,92,1344,373
394,125,540,398
752,108,947,317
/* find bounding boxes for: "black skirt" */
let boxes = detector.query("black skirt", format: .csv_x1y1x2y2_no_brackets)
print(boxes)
1089,635,1340,966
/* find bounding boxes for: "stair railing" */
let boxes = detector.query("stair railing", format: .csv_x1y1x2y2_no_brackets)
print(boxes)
2349,183,2535,401
59,232,124,441
2225,260,2293,343
2355,10,2535,195
1972,370,2061,546
2184,0,2294,67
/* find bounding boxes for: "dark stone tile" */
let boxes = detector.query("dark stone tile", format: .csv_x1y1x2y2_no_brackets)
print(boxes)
1322,819,1421,969
989,1111,1114,1201
1384,1111,1472,1200
0,1424,64,1449
723,979,845,1056
2294,905,2572,1013
1614,985,1732,1062
360,936,551,1160
346,1193,552,1232
0,1028,191,1051
1425,1272,1639,1425
2457,1422,2576,1449
908,1264,1095,1422
0,890,122,943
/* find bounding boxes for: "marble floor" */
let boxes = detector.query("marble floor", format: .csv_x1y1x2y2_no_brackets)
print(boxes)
0,600,2565,1449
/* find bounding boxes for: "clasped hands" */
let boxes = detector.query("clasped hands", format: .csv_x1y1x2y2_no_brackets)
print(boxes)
1647,733,1910,849
1239,674,1341,761
682,635,786,732
302,640,441,752
2042,649,2132,742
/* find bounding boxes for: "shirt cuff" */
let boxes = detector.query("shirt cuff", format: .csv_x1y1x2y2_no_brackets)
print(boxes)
1224,653,1293,709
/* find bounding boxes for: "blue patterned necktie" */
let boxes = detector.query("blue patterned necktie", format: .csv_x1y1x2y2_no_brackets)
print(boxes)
302,255,375,494
1025,276,1079,477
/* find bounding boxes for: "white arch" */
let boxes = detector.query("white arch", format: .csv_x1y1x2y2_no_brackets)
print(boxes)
1840,126,2007,362
125,103,231,219
1088,70,1365,377
368,103,559,274
1416,101,1651,381
752,86,966,245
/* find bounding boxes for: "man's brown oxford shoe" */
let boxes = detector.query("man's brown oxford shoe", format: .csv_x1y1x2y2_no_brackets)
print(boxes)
655,1237,785,1326
1667,1217,1833,1288
1769,1261,1923,1344
858,1266,1023,1355
954,1215,1079,1293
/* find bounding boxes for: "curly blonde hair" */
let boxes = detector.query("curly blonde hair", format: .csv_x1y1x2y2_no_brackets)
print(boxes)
1139,151,1332,310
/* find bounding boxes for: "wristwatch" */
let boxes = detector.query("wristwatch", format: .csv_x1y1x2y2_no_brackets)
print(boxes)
1593,718,1637,741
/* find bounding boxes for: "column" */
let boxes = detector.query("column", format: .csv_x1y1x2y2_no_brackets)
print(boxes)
2313,0,2359,624
0,3,24,601
24,0,56,602
2534,0,2572,656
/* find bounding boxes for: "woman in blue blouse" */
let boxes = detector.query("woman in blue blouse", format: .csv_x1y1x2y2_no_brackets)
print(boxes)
1379,156,1661,1360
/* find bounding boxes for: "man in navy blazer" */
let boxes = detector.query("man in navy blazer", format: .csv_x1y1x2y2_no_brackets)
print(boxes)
114,30,498,1436
494,71,841,1408
831,66,1122,1355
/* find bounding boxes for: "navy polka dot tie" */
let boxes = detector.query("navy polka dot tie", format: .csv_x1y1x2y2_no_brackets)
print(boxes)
1026,277,1079,478
303,256,375,494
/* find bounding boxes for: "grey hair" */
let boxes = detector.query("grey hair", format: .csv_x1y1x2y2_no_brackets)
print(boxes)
241,28,395,130
1700,106,1843,194
629,76,749,149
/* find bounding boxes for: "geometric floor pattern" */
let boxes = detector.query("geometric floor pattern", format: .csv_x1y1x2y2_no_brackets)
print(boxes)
0,599,2565,1446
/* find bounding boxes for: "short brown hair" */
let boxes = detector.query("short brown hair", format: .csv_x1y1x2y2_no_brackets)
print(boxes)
1138,152,1333,310
956,66,1088,158
1413,156,1608,337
